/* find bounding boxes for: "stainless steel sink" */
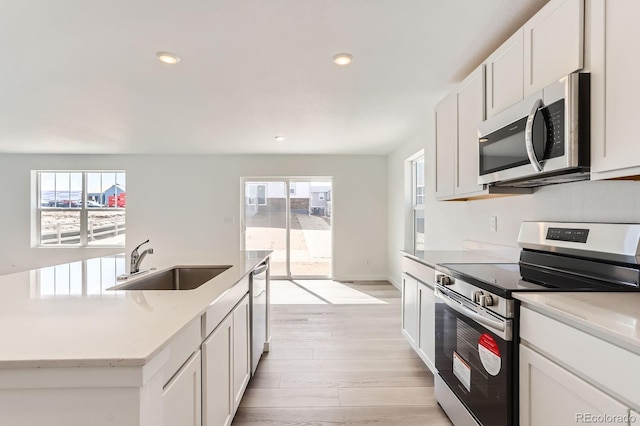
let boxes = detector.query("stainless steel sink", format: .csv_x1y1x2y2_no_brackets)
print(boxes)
112,266,232,291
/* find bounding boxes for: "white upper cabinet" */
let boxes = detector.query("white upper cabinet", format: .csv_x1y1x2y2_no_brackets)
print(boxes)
434,92,457,199
456,66,485,196
485,30,524,118
590,0,640,179
523,0,584,97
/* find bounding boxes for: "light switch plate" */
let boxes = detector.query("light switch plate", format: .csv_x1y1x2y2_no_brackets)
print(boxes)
489,216,497,232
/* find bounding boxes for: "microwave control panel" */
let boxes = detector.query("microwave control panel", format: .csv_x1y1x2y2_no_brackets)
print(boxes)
545,99,565,159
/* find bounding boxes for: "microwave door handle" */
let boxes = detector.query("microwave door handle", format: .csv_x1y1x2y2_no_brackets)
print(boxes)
435,287,506,333
525,98,545,173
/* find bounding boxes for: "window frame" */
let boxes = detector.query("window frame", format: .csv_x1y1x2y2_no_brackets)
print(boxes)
411,155,425,256
36,171,126,248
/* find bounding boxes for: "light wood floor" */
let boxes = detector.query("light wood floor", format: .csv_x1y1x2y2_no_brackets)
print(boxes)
232,279,452,426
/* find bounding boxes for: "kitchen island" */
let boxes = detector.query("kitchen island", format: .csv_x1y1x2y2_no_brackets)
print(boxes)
0,250,271,426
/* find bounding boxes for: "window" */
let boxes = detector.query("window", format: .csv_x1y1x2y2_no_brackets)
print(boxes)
319,193,325,201
412,157,425,256
246,183,267,206
37,171,126,247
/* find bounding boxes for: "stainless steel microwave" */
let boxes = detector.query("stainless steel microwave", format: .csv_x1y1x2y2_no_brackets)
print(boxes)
477,73,590,187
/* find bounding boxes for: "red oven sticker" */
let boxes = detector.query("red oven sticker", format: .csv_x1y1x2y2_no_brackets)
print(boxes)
478,333,501,376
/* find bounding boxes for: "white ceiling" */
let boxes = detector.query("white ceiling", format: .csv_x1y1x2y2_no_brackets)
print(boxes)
0,0,547,155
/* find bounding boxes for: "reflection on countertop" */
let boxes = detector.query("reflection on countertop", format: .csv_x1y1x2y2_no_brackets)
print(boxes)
32,254,126,298
402,249,518,269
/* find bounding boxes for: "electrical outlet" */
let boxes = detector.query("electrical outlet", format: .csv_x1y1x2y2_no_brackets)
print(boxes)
489,216,497,232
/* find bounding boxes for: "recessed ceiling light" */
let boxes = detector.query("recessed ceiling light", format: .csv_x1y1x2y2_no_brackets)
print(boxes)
332,53,353,66
274,136,286,142
156,51,180,65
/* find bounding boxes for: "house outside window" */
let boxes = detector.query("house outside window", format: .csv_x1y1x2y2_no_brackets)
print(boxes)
36,171,126,247
290,182,296,195
412,157,425,256
246,183,267,206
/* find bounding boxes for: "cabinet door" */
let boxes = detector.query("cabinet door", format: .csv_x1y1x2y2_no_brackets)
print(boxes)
591,0,640,179
203,314,233,426
163,351,202,426
401,273,419,347
486,29,524,118
455,66,485,196
233,295,251,412
417,283,435,373
523,0,583,97
435,93,457,199
520,345,629,426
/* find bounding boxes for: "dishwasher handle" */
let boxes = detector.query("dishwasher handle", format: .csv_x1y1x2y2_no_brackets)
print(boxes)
252,263,269,276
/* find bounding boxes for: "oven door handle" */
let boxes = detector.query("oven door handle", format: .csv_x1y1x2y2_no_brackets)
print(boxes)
525,98,545,173
435,287,506,333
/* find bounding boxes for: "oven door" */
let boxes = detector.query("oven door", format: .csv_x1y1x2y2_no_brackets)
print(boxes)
434,285,514,426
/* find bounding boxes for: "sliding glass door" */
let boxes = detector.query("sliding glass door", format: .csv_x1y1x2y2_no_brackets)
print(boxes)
243,179,332,278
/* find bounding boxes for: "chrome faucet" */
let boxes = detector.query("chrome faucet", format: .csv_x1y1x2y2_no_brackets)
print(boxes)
130,239,154,274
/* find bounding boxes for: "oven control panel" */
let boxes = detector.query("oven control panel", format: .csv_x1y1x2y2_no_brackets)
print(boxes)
546,227,589,243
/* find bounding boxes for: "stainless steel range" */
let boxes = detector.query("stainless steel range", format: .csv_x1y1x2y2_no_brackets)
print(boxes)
433,222,640,426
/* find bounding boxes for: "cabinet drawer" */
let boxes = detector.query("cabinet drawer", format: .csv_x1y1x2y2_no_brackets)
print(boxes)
401,257,435,288
520,307,640,408
203,275,249,338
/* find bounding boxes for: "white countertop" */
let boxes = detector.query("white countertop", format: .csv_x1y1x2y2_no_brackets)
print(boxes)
515,292,640,355
402,250,516,268
0,250,271,368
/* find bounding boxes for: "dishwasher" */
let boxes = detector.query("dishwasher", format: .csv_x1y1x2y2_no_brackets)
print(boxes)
250,261,269,376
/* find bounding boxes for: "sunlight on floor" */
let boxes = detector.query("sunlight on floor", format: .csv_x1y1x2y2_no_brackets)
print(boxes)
270,280,388,305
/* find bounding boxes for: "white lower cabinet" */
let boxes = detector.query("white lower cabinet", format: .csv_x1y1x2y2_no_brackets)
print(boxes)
202,314,233,426
417,282,435,372
163,351,202,426
519,345,628,426
202,294,251,426
232,295,251,412
401,256,436,373
401,273,419,347
520,305,639,426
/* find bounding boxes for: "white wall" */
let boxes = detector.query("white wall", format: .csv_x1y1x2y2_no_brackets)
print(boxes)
387,119,640,287
0,154,387,280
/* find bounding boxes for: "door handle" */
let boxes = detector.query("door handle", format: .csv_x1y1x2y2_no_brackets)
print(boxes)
525,98,545,173
252,263,268,276
435,287,506,333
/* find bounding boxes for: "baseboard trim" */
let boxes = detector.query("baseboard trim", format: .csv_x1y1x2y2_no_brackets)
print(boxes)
332,275,390,282
387,276,400,289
